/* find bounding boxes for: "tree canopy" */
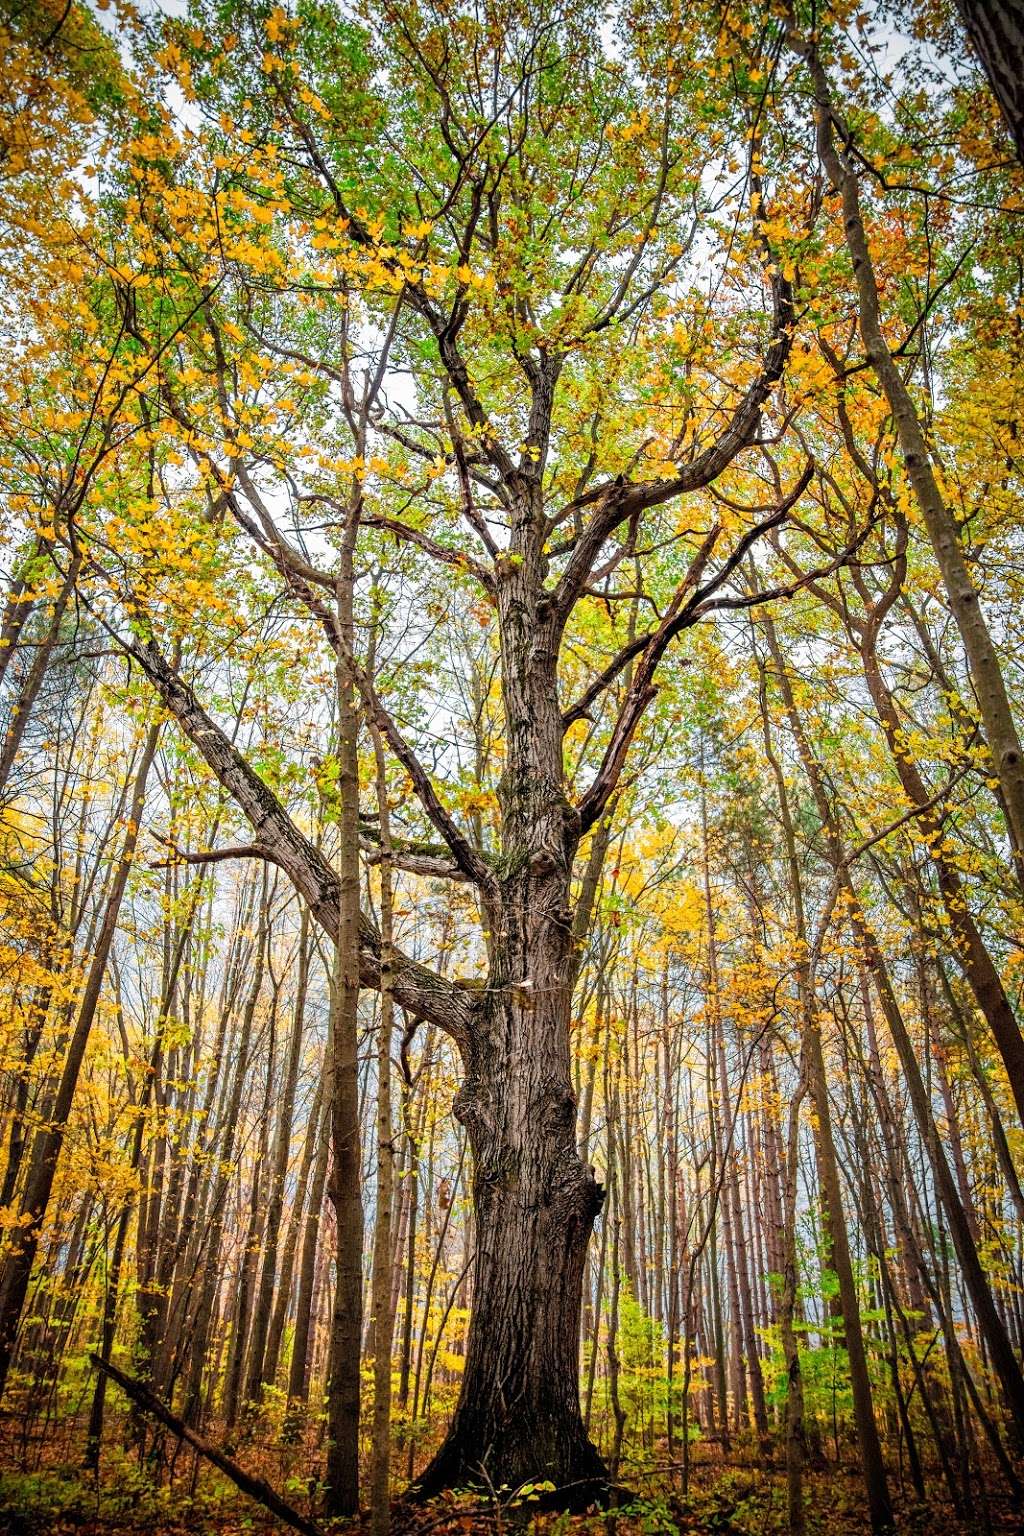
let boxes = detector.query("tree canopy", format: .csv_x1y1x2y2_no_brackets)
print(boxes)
3,1,1024,1533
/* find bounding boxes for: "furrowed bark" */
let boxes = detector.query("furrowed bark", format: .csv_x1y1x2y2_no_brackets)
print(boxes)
955,0,1024,166
412,491,607,1504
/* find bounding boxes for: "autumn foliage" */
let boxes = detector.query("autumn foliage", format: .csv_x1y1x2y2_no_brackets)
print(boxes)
2,1,1024,1533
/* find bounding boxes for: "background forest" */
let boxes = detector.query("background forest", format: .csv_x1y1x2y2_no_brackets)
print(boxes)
2,0,1024,1533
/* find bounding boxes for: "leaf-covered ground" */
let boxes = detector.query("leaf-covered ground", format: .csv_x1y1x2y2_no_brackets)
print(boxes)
0,1444,1017,1536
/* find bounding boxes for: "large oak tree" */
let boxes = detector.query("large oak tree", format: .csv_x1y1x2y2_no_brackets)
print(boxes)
83,0,825,1497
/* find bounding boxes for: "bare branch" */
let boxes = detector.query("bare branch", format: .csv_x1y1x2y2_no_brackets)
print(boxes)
574,460,813,831
150,834,271,869
362,843,471,882
551,272,794,628
362,512,495,591
127,636,476,1043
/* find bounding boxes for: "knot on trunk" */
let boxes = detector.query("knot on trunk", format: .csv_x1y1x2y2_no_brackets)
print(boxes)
543,1083,577,1131
582,1165,606,1224
478,1144,518,1193
452,1079,489,1134
550,1150,605,1229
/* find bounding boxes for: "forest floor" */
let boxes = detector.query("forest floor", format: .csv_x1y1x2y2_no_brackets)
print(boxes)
0,1425,1019,1536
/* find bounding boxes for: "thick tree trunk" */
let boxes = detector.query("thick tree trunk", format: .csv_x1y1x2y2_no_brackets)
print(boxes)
413,531,606,1504
412,970,605,1500
956,1,1024,166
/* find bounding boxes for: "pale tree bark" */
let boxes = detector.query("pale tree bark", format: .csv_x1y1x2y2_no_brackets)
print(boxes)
603,1071,628,1485
264,1069,324,1394
781,1072,808,1536
0,718,161,1398
157,873,258,1397
85,865,207,1467
763,613,1024,1459
224,988,276,1432
179,878,269,1423
787,15,1024,893
285,1078,331,1433
244,907,311,1407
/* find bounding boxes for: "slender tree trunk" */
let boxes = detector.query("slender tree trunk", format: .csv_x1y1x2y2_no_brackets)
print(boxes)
264,1072,324,1392
181,884,268,1425
802,1011,893,1531
0,535,48,692
160,876,256,1393
368,712,396,1536
0,719,160,1399
323,528,364,1519
765,613,1024,1453
781,1076,808,1536
0,557,79,798
790,19,1024,893
700,797,746,1438
757,636,893,1532
245,911,311,1406
0,982,53,1210
396,1107,419,1415
285,1081,330,1433
224,1005,275,1431
85,877,203,1467
855,616,1024,1122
